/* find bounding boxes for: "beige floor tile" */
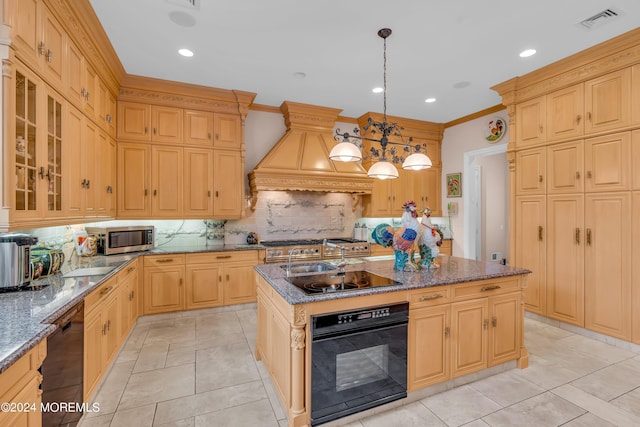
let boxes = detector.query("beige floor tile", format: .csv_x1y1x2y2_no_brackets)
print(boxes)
118,363,195,410
360,402,445,427
116,348,141,364
482,391,586,426
132,342,169,373
569,358,640,401
145,323,196,345
155,418,195,427
77,413,113,427
110,403,156,427
610,388,640,418
562,412,617,427
195,341,260,393
510,354,585,390
195,312,244,338
420,384,502,426
154,380,266,425
468,370,545,406
460,420,490,426
85,361,136,417
166,348,196,367
556,334,637,364
553,384,640,426
194,398,279,427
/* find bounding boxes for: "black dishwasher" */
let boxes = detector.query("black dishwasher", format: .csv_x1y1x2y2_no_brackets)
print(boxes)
41,302,84,427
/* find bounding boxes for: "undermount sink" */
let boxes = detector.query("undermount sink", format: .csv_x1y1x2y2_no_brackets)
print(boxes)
281,263,337,274
63,266,117,278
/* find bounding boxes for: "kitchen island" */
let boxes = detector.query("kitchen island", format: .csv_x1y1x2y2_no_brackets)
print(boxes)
254,256,530,427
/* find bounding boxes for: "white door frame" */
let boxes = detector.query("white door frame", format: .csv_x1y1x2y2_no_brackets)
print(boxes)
463,144,507,259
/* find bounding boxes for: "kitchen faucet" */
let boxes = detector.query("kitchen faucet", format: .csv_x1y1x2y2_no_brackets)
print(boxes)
323,239,347,271
286,249,298,277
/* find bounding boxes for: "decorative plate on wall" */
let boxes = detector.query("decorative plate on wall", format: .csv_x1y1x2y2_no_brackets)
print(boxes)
485,117,506,143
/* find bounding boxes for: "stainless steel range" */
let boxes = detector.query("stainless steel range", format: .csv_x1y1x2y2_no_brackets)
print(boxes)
261,238,370,263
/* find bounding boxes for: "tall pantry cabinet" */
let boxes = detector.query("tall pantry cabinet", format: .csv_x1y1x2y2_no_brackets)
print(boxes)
492,28,640,343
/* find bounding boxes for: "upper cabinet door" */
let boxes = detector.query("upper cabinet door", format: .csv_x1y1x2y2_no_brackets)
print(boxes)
584,68,632,134
584,132,630,192
117,101,151,141
41,7,64,88
213,113,241,149
515,147,546,195
151,106,183,144
547,141,584,194
516,96,546,147
546,84,584,142
184,110,214,146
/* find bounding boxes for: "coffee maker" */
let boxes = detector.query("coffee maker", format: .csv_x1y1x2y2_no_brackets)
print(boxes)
0,233,39,290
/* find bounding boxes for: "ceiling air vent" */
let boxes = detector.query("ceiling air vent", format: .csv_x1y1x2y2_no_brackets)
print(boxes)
579,8,620,30
165,0,199,10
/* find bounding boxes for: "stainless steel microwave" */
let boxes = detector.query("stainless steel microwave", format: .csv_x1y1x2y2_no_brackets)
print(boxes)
86,226,155,255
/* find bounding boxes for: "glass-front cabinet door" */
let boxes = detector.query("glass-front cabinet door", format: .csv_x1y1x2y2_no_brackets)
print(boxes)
14,65,65,223
15,69,38,217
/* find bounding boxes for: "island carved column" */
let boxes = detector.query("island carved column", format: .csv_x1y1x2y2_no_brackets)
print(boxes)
290,305,308,426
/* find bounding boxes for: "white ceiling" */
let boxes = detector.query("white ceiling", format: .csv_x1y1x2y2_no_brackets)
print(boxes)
88,0,640,123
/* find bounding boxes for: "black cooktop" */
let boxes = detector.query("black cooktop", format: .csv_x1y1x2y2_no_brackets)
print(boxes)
260,238,366,247
287,271,400,294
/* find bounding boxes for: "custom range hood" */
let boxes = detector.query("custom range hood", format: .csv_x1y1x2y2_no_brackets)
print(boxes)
248,101,373,209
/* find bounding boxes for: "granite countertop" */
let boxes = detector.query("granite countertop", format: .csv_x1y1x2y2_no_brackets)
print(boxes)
254,256,531,305
0,243,263,373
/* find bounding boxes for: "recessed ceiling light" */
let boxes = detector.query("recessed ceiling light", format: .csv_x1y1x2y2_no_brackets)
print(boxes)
178,48,194,57
453,81,471,89
168,11,196,27
519,49,537,58
425,98,436,103
293,72,306,79
372,87,384,94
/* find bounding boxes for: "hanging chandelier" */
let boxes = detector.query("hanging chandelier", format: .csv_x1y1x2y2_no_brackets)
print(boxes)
330,28,432,179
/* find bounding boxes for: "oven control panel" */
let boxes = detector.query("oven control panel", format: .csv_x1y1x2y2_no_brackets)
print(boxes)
338,307,390,323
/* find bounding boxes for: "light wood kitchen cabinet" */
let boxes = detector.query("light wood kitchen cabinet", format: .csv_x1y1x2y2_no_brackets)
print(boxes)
547,141,584,194
487,292,521,367
151,105,183,144
362,168,415,217
546,83,584,142
450,298,488,378
439,239,452,256
96,132,117,217
0,340,46,427
584,193,631,340
584,132,631,192
183,148,213,217
143,255,186,314
408,304,450,390
515,196,546,315
515,147,546,195
98,80,117,137
516,96,546,147
213,113,242,149
184,109,214,146
151,145,183,217
118,261,139,340
10,0,40,63
632,192,640,344
415,168,442,215
117,142,151,217
633,65,640,125
65,37,85,107
84,276,120,400
117,101,151,141
584,68,632,134
633,131,640,190
546,194,585,326
82,62,98,120
185,263,223,309
213,149,243,218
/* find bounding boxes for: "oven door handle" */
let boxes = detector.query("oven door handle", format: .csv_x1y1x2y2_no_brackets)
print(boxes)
312,320,407,342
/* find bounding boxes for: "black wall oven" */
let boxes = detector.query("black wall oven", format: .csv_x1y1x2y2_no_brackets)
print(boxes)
310,302,408,425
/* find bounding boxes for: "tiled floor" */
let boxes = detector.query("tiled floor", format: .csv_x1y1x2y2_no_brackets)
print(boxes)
79,305,640,427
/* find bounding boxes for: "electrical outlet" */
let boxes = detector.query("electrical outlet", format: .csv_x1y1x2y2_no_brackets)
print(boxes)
491,252,502,261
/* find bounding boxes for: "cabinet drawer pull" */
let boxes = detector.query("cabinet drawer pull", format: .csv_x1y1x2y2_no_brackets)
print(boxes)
480,285,501,292
127,266,135,273
419,294,443,301
155,258,174,263
100,286,113,297
216,255,232,259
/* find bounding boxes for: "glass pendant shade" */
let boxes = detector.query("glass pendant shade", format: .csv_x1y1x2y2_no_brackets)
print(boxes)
402,152,433,170
367,161,399,179
329,142,362,162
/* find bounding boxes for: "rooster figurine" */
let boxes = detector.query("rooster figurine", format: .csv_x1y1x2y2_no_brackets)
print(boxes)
417,207,443,268
391,201,421,271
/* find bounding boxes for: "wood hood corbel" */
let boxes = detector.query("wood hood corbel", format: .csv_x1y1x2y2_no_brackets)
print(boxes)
248,101,373,211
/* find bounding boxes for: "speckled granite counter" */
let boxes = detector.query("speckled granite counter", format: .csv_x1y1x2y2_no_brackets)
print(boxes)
0,243,263,373
254,255,531,305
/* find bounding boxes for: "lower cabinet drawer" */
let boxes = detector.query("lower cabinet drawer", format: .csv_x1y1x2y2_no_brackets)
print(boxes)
409,287,450,308
451,278,520,301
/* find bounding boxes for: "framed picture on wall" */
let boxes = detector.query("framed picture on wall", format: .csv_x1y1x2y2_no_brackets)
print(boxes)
446,173,462,197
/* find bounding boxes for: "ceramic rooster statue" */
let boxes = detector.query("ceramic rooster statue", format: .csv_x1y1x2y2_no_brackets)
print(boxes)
392,201,421,271
417,207,443,268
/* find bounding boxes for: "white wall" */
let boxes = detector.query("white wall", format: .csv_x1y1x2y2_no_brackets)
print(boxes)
441,111,509,257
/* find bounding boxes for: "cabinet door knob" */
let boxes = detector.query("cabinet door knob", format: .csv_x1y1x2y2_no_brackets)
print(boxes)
492,316,497,327
587,112,592,121
38,41,46,55
153,189,157,196
484,319,489,330
208,132,211,140
576,114,581,124
575,171,580,180
538,175,543,183
46,49,53,63
153,128,157,135
586,171,592,179
144,127,148,134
